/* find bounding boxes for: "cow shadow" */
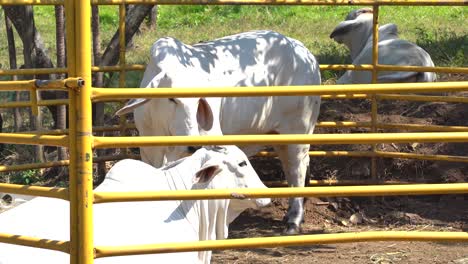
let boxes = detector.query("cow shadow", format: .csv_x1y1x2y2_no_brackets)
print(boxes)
414,28,467,68
224,210,337,257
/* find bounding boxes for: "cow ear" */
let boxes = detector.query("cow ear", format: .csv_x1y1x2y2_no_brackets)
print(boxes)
197,98,214,131
193,164,222,184
329,20,356,42
115,98,151,116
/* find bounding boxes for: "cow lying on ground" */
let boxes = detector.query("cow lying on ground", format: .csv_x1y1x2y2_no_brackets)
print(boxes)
330,8,436,84
115,30,322,235
0,146,270,264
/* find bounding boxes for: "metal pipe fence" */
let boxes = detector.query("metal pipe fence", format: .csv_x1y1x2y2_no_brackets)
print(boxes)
0,0,467,263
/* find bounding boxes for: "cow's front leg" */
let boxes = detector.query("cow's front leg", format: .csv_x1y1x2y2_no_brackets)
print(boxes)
275,144,310,235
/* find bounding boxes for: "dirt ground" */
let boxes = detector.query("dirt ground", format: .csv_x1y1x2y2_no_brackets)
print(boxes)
212,196,468,264
212,73,468,264
1,74,467,263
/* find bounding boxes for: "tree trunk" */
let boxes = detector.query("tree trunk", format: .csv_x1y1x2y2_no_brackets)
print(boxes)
32,91,44,163
147,5,157,29
14,92,22,131
92,6,103,88
55,5,68,162
4,7,54,78
3,6,51,164
4,10,22,131
100,5,153,68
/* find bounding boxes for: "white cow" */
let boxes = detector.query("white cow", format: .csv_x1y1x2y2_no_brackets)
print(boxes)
115,30,322,234
0,146,270,264
330,8,436,84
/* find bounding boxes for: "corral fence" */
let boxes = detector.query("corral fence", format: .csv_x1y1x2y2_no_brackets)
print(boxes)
0,0,467,263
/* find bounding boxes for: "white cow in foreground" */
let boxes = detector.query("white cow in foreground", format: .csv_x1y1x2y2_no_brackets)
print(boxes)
330,8,436,84
0,146,270,264
116,30,321,234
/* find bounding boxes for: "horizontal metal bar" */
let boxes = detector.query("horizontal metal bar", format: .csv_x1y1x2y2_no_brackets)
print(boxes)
0,154,140,173
91,82,468,100
378,123,468,132
263,149,468,163
0,78,81,91
0,160,70,172
377,94,468,103
0,80,35,91
4,149,455,175
1,63,463,76
0,67,68,75
36,78,83,89
0,232,69,253
0,183,68,200
308,150,374,157
265,179,421,187
91,65,146,73
93,132,468,148
90,0,468,6
317,121,370,128
321,93,468,102
377,64,468,74
375,151,468,162
317,122,468,132
0,99,69,109
92,64,370,73
93,183,468,203
320,64,374,71
94,231,468,258
320,64,468,74
321,94,370,99
257,150,375,158
0,133,68,147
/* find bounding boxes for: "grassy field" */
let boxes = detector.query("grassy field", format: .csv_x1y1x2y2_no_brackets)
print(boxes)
0,5,466,80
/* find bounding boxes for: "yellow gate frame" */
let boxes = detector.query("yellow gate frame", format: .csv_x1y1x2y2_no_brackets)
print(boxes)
0,1,467,264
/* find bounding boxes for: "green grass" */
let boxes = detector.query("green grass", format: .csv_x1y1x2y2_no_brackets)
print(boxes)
0,5,466,83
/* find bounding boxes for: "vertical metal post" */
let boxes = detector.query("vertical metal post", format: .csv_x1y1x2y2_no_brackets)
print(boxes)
71,0,94,263
371,5,380,179
119,5,126,88
118,5,128,155
65,0,78,263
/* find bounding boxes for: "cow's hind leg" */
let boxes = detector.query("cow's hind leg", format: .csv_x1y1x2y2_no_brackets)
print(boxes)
275,144,310,235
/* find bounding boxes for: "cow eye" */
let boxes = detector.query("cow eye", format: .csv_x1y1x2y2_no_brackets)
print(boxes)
238,161,247,167
169,98,177,104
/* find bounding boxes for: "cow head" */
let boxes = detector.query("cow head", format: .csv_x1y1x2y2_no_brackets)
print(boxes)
115,68,223,166
330,8,374,60
163,96,217,162
191,145,271,239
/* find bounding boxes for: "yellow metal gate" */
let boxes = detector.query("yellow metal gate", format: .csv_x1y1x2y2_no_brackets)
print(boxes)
0,1,467,263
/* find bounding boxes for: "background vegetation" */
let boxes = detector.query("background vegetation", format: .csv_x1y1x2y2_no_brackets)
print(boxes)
0,5,466,82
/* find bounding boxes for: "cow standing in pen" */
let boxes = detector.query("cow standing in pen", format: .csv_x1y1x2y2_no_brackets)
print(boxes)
116,30,322,235
330,8,436,84
0,146,270,264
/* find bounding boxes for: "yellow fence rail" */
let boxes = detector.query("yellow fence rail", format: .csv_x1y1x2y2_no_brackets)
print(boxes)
94,231,468,258
0,0,467,263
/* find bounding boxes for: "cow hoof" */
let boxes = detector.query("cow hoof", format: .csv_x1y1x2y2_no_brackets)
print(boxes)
282,223,301,235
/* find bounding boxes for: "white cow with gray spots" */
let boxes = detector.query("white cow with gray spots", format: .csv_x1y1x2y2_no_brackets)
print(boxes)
0,146,270,264
330,8,436,84
116,30,322,235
